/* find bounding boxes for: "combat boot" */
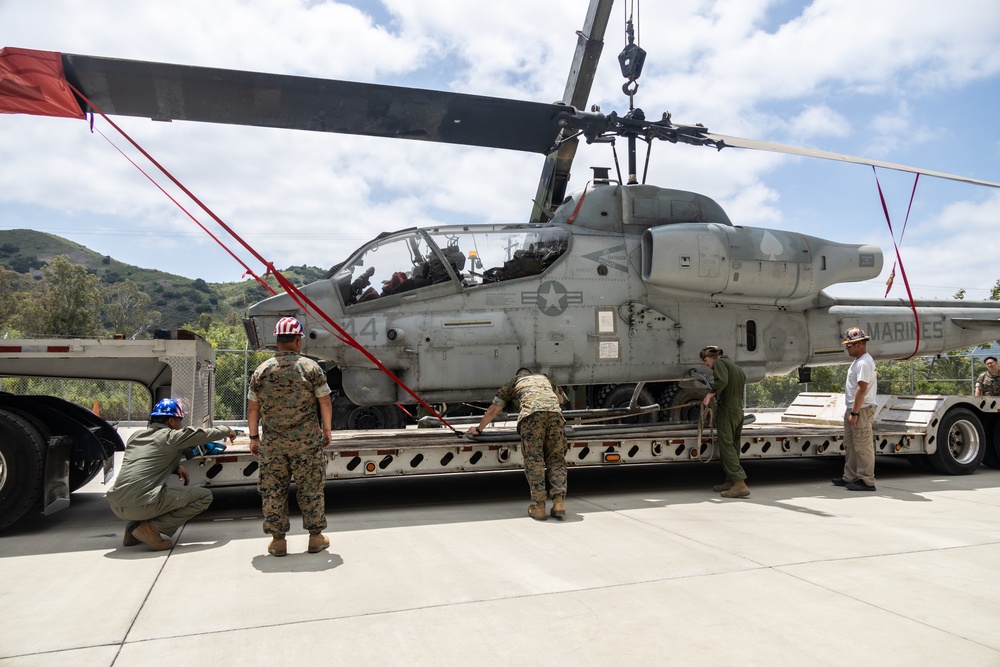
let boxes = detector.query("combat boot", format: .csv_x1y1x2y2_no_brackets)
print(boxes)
528,501,547,520
123,521,141,547
712,481,734,493
550,495,566,518
720,480,750,498
268,533,287,557
132,522,173,551
307,532,330,553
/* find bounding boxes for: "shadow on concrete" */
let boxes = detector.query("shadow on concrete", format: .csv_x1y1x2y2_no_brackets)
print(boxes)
3,457,998,557
251,551,344,573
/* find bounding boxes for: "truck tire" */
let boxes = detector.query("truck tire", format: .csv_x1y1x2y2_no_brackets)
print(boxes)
332,397,405,430
929,408,985,475
595,384,658,424
0,408,46,531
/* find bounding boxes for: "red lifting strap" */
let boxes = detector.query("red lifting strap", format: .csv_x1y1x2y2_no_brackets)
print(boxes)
872,167,921,359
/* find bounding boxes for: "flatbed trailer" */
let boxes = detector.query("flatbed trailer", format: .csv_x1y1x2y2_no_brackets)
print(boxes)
186,392,1000,488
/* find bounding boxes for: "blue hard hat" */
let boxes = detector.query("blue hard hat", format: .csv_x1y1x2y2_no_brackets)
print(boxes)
150,398,184,419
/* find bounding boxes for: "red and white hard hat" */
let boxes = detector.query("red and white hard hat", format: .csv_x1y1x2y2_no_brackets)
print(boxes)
274,317,304,336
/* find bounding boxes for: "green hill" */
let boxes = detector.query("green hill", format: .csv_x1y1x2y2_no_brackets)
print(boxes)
0,229,326,331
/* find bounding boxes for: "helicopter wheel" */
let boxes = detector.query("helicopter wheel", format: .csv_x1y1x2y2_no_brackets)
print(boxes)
594,384,658,424
331,396,406,430
665,387,709,423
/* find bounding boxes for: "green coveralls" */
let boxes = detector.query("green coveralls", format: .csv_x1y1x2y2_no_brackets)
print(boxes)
712,355,747,482
106,422,230,536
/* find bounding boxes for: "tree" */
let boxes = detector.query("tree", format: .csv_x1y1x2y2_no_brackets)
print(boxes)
0,265,28,331
103,279,160,338
17,256,102,336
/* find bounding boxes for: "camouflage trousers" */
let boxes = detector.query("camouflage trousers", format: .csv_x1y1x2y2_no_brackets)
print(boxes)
519,411,569,502
258,439,328,535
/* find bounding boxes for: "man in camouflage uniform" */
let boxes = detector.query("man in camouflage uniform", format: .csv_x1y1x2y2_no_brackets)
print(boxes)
248,317,333,556
467,367,567,520
975,356,1000,397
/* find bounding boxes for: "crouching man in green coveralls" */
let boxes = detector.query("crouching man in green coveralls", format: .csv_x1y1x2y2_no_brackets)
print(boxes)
106,398,235,551
700,346,750,498
467,368,568,520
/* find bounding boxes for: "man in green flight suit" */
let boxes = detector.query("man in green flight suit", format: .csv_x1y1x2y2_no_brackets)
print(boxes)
700,346,750,498
106,398,235,551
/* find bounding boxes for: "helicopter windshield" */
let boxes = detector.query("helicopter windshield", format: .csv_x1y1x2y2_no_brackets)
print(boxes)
332,226,570,306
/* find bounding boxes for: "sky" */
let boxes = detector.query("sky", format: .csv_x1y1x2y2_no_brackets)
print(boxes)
1,0,999,301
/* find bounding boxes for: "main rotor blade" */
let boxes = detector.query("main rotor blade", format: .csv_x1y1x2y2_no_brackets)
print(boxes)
60,53,565,154
706,132,1000,189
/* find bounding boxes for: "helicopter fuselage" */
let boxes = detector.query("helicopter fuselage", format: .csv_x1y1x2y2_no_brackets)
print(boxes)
245,182,1000,405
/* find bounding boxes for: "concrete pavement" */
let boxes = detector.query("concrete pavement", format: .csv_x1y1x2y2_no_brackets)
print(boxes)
1,455,998,666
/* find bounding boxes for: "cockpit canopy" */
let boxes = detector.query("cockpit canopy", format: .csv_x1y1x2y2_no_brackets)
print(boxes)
330,225,570,307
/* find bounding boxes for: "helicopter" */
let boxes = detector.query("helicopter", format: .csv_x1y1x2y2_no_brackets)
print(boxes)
2,0,999,426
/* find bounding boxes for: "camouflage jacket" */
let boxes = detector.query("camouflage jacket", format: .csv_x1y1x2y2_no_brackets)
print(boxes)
976,371,1000,397
248,352,331,444
494,373,563,423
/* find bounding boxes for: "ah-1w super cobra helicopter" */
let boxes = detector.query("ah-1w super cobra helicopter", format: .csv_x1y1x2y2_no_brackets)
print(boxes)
4,0,999,427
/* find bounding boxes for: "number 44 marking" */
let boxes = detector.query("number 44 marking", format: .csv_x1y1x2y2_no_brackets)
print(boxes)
341,317,378,341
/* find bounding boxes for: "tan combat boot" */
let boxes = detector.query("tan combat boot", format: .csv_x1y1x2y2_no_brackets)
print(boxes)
720,480,750,498
307,532,330,553
712,481,734,492
123,521,141,546
132,522,173,551
268,533,287,557
528,501,547,520
550,495,566,518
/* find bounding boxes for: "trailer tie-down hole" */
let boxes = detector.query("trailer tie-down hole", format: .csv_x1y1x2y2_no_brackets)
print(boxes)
498,447,510,463
410,453,424,468
801,441,810,452
440,452,454,466
206,463,223,479
740,443,750,454
243,461,259,477
346,456,362,471
469,451,483,465
378,455,393,470
761,442,771,453
627,445,639,458
674,444,685,457
578,446,590,460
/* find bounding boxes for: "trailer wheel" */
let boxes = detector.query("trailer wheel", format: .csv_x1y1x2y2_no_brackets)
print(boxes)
332,397,405,430
0,408,46,531
929,408,985,475
595,384,658,424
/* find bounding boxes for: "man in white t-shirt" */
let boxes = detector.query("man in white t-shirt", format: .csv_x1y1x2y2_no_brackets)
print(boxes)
833,327,878,491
